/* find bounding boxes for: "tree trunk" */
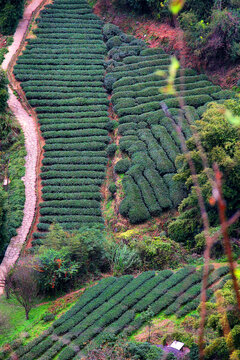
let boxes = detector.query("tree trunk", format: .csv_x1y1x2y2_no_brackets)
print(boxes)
5,286,10,300
25,308,29,320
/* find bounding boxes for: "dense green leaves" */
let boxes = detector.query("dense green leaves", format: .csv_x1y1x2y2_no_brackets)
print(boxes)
14,0,109,236
16,266,228,358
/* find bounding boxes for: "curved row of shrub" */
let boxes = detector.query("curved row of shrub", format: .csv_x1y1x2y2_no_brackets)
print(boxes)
14,0,110,237
13,266,229,359
104,23,237,224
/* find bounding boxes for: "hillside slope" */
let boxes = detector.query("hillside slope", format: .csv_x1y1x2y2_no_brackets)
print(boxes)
6,266,229,359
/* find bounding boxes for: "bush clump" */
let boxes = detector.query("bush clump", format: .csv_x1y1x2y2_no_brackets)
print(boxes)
102,23,121,41
109,182,117,195
107,143,117,157
114,159,131,174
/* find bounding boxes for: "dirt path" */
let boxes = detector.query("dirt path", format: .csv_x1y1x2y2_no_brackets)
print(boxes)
0,0,45,295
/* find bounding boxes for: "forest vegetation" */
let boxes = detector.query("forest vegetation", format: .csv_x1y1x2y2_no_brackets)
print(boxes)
0,0,240,359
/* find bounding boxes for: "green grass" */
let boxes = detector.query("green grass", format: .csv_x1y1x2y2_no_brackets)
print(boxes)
0,293,81,347
0,296,49,346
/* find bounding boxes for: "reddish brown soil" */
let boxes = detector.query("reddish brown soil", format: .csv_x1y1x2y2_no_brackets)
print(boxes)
0,35,7,48
94,0,240,88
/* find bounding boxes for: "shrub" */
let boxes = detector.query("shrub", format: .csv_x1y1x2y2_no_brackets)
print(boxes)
42,313,55,322
106,36,123,50
204,337,229,360
227,325,240,350
107,143,117,157
102,23,121,41
109,182,117,195
104,73,117,92
106,120,118,132
106,242,141,275
125,341,163,360
131,235,182,270
115,159,131,174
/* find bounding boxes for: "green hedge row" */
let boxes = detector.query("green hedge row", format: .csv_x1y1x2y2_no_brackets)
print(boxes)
40,169,105,179
70,272,171,346
54,276,133,336
176,289,214,318
134,266,195,313
119,176,151,224
165,282,202,316
40,199,100,208
144,168,172,209
42,184,100,193
15,72,104,82
42,192,102,201
42,129,108,139
37,341,65,360
43,142,106,152
40,122,108,131
44,136,109,144
39,207,101,216
163,173,186,208
42,156,107,165
28,97,108,107
16,328,53,358
20,266,229,356
39,215,104,224
137,129,175,173
53,277,117,330
25,91,107,100
14,0,109,232
41,164,106,173
106,25,235,224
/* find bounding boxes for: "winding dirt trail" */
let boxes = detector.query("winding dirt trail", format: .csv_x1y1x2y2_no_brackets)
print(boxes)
0,0,45,295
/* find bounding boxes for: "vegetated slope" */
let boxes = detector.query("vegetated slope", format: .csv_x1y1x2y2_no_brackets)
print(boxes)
0,69,26,261
13,0,109,241
103,25,237,224
12,266,229,360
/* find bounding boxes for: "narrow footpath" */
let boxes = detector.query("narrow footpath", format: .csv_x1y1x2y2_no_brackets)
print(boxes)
0,0,44,295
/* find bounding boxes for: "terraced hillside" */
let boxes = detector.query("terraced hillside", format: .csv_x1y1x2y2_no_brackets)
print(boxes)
103,26,237,224
13,0,109,238
11,266,229,360
13,0,237,233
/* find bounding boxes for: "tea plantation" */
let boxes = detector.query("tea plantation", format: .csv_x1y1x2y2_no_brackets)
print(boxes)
13,0,110,239
10,266,229,359
13,0,237,229
104,26,237,224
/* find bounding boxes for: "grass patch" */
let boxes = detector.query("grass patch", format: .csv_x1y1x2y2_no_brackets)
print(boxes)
0,291,81,347
0,296,49,346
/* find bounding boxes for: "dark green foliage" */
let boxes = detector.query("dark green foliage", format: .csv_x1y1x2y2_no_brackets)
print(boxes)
14,0,110,232
0,0,24,35
106,42,230,224
125,342,163,360
102,23,121,41
0,70,8,113
107,143,117,157
114,159,131,174
109,182,117,195
104,73,117,92
16,265,229,356
169,101,240,247
119,176,150,223
42,313,55,322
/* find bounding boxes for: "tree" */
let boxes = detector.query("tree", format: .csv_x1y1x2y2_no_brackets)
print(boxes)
36,248,79,293
139,306,154,343
169,101,240,248
7,258,39,320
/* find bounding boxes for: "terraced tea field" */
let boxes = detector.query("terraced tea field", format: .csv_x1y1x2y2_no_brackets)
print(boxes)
13,0,109,239
13,0,236,231
103,27,236,224
12,266,229,360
